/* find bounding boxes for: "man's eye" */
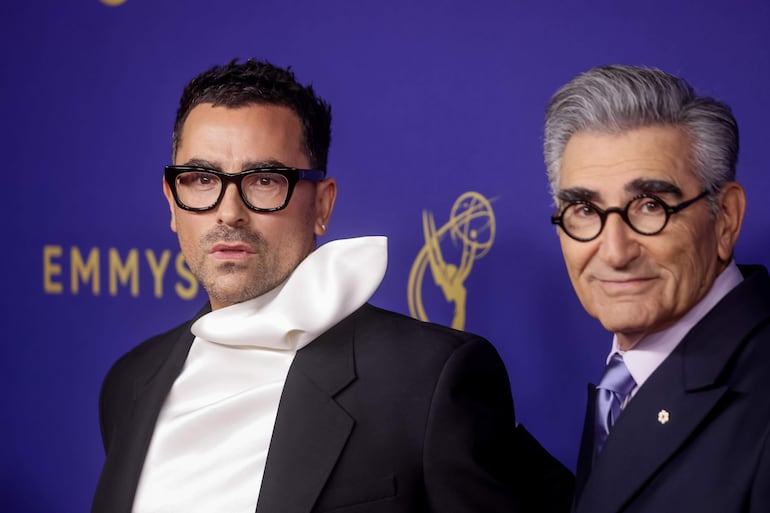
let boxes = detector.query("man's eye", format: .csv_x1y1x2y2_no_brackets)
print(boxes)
631,197,665,216
641,200,662,213
179,172,219,188
246,173,285,190
571,204,599,218
257,176,278,186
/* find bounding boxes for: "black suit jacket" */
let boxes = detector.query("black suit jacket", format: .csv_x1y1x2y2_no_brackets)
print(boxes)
574,265,770,513
93,303,573,512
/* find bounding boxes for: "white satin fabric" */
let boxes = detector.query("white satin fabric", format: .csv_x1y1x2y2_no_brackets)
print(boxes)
132,236,387,513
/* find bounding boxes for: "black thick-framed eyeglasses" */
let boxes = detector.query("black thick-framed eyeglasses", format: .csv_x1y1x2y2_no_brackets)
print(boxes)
164,166,326,213
551,190,710,242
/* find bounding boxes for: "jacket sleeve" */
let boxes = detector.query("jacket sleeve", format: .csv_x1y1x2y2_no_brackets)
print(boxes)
422,338,574,513
98,353,135,454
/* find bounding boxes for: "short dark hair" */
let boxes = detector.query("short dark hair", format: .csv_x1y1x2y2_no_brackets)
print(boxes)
172,58,332,171
544,65,739,212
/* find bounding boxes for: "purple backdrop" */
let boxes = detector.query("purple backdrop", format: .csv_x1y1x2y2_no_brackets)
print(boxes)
3,0,769,510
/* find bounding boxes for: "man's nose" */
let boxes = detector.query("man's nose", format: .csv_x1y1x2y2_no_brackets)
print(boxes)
216,183,249,226
597,212,641,268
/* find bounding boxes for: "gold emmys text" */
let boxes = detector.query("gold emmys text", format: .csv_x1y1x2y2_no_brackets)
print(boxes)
42,245,199,299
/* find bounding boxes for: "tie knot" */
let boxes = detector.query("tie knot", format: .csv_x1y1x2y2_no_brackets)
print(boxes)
597,353,636,397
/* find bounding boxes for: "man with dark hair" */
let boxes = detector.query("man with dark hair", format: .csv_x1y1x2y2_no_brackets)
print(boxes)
92,58,573,513
545,64,770,513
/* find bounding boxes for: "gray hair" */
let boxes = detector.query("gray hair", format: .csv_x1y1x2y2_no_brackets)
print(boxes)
543,65,739,211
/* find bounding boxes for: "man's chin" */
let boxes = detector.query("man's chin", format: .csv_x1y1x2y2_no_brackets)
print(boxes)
597,316,649,345
203,276,267,306
212,260,252,273
205,288,262,309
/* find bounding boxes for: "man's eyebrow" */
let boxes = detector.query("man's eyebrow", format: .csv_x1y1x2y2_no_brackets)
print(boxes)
179,158,289,172
242,159,288,169
626,178,683,197
182,158,220,169
556,187,599,203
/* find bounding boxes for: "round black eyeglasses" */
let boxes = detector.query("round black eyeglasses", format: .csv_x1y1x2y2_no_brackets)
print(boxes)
551,191,710,242
164,166,326,213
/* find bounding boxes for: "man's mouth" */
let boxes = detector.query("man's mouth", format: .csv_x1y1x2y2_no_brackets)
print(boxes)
209,243,256,260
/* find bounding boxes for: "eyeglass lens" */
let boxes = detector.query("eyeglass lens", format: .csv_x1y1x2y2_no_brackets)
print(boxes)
175,170,290,210
561,196,668,240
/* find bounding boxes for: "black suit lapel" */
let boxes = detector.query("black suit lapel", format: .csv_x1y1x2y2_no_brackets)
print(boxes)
256,313,358,513
92,319,198,513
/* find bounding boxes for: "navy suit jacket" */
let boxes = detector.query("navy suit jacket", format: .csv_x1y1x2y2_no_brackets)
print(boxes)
92,303,573,513
574,265,770,513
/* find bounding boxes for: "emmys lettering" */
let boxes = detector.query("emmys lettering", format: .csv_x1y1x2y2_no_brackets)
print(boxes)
408,191,496,330
42,245,199,299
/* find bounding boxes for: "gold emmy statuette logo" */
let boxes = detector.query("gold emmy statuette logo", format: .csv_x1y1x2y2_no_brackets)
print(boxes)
100,0,127,6
408,191,495,330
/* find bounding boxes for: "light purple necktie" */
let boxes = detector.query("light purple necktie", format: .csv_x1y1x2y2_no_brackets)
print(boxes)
594,353,636,459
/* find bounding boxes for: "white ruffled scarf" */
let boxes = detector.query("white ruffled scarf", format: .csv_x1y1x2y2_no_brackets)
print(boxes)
191,235,387,349
132,236,387,513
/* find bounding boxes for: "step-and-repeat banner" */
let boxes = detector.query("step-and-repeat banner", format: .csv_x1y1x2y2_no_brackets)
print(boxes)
3,1,769,510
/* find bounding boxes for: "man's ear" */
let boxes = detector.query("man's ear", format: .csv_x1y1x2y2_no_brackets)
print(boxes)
314,177,337,236
715,181,746,262
163,179,178,233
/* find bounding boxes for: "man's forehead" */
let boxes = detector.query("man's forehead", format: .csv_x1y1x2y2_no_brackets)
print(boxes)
557,126,697,196
175,102,309,169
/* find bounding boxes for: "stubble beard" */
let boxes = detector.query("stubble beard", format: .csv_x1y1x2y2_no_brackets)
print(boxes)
190,225,289,307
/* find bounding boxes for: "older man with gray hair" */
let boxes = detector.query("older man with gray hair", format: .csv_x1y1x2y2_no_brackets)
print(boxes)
545,64,770,513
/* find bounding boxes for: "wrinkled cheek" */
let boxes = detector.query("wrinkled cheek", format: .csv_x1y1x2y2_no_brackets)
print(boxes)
667,252,705,310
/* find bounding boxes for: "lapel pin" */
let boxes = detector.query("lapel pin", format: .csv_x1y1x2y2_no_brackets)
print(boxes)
657,409,670,424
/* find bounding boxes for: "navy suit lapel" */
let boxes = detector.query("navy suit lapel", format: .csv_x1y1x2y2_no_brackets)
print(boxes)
575,266,770,513
576,348,728,513
256,313,358,513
